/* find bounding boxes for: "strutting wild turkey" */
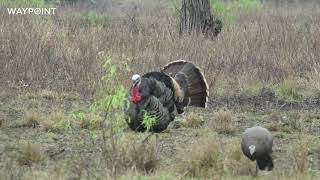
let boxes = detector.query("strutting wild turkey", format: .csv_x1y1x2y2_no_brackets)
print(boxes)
126,60,209,132
241,126,274,175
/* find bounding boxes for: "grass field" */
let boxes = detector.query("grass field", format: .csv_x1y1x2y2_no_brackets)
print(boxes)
0,0,320,179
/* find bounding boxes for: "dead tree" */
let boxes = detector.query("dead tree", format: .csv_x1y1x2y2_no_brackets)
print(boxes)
179,0,222,37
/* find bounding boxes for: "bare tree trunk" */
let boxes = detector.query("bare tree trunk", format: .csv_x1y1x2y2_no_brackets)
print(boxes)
179,0,222,37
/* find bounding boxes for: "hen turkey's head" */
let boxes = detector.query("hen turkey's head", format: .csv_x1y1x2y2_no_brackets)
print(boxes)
249,145,256,156
132,74,141,86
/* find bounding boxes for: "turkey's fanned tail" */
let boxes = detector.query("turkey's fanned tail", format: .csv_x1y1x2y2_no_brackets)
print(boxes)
161,60,209,112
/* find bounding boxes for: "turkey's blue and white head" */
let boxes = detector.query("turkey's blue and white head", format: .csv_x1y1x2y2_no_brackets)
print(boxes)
132,74,141,87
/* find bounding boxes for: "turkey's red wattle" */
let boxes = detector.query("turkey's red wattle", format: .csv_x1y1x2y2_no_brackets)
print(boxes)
131,85,141,103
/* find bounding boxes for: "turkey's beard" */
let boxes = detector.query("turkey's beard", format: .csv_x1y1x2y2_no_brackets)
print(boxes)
131,84,141,103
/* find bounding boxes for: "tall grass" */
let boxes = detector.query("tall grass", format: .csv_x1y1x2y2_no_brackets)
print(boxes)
0,1,319,99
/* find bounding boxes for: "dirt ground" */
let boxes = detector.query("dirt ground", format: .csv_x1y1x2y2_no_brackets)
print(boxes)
0,89,319,179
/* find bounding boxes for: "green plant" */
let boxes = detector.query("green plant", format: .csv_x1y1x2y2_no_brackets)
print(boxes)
235,0,262,9
212,0,236,22
89,54,159,177
142,111,156,132
90,55,130,113
276,80,304,100
90,86,128,113
71,112,103,129
87,55,130,133
211,0,262,22
87,55,131,177
41,111,72,132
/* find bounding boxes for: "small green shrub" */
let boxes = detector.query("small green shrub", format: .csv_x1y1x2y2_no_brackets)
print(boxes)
88,55,131,134
142,111,156,132
41,111,72,132
275,80,304,100
90,86,128,113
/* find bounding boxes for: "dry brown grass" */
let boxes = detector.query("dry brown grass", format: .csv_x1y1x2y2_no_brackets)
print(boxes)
125,138,159,173
105,134,159,174
17,143,45,166
208,110,236,134
288,136,310,173
182,112,204,128
40,111,72,132
1,1,320,179
286,111,306,133
0,2,319,98
0,111,5,128
77,113,104,130
177,137,223,178
265,111,283,132
223,138,256,176
23,111,42,128
265,111,307,134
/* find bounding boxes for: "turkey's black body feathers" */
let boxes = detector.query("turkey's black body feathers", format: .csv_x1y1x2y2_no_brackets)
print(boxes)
142,72,175,93
256,154,274,171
